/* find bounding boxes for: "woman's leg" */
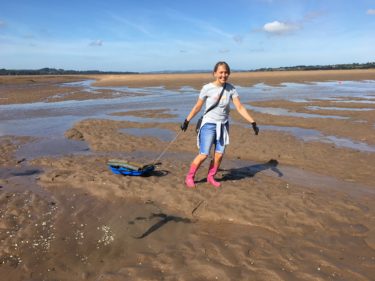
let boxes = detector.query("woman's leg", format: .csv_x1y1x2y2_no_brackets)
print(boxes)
192,154,208,167
213,151,224,168
185,123,215,188
185,154,208,188
207,152,224,187
207,125,226,187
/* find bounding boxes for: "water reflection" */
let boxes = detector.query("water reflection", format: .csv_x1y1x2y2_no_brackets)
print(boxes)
16,137,89,160
236,80,375,103
263,125,375,152
246,105,349,119
120,128,175,142
306,106,374,111
333,100,375,104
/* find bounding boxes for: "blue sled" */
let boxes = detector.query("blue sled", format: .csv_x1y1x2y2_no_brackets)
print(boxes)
108,164,155,176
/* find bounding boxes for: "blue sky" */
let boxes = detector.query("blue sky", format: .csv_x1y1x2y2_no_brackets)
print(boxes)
0,0,374,72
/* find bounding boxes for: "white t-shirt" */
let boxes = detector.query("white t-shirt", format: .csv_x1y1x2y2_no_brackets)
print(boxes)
199,82,239,123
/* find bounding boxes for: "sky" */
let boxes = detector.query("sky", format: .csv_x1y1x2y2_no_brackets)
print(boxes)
0,0,374,72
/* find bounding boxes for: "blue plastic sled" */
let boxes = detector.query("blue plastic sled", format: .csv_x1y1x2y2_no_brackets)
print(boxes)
107,159,156,176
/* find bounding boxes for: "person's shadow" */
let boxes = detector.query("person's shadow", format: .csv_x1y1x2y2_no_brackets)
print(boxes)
129,213,192,239
220,159,283,182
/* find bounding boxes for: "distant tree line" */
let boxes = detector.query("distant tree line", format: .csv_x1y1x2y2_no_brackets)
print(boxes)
251,62,375,72
0,67,139,75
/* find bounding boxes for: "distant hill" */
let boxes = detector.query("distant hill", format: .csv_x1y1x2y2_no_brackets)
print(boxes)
248,62,375,72
0,62,374,75
0,68,138,75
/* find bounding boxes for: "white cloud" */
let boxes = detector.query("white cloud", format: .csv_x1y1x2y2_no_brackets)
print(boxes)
219,49,230,53
303,11,325,22
367,9,375,15
250,48,265,53
263,21,298,34
89,40,103,46
233,35,243,43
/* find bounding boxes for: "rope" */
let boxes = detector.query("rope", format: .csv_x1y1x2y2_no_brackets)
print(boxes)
152,130,182,164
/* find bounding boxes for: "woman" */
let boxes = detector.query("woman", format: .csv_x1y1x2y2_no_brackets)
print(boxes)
180,61,259,188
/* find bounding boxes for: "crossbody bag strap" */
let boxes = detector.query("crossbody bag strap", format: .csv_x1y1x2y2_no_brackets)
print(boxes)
203,83,226,116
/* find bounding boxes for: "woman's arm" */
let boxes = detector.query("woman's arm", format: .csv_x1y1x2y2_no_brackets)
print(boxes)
233,96,259,135
232,96,255,123
180,98,205,131
186,98,205,122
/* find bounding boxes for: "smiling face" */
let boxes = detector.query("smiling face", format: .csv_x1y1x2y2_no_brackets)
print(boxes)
213,64,230,86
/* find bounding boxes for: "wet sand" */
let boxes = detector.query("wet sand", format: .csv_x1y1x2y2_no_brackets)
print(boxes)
0,70,374,280
1,69,374,104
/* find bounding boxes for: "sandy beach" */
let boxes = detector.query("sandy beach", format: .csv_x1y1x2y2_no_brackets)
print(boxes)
1,70,374,280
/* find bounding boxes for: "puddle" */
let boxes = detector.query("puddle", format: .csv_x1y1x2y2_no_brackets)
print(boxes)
61,80,180,96
306,106,374,111
0,115,82,137
333,100,375,104
321,136,375,152
16,137,90,160
120,128,176,142
0,165,50,198
262,125,375,152
236,80,375,102
246,105,349,119
179,86,198,92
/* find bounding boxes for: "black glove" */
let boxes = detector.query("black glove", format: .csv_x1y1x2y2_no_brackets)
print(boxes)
181,119,189,131
251,122,259,135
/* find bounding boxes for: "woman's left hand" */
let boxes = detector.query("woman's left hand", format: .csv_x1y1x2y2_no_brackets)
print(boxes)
251,122,259,135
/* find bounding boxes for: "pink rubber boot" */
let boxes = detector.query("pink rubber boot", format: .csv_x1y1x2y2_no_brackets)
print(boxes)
185,164,198,188
207,162,221,187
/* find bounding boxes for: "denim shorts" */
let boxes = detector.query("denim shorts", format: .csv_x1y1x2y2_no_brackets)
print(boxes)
199,123,227,155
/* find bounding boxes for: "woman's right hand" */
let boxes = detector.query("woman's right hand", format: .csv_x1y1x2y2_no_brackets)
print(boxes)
180,119,189,131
